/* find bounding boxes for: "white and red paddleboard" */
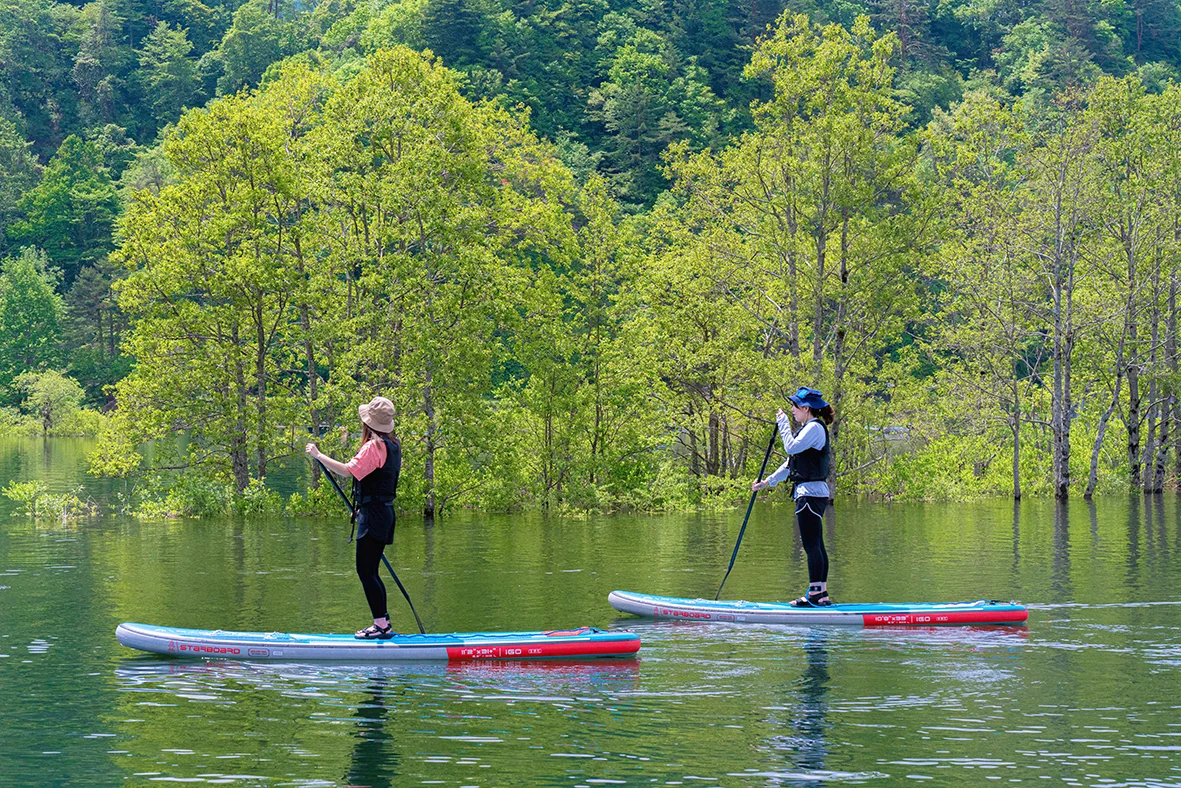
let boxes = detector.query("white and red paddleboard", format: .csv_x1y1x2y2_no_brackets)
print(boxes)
117,622,641,661
608,590,1028,626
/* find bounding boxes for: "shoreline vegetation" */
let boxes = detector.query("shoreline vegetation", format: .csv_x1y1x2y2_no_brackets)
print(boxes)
5,2,1181,514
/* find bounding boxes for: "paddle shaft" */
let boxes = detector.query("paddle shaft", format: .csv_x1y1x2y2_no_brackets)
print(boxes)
715,423,780,600
313,456,427,634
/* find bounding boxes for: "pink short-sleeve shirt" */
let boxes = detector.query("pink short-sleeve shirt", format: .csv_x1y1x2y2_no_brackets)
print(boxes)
345,439,387,480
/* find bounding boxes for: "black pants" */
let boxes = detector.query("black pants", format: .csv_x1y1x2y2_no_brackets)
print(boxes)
356,535,388,620
796,496,829,584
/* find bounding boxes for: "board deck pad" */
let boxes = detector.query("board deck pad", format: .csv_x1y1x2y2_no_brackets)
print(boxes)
117,622,641,661
608,590,1028,626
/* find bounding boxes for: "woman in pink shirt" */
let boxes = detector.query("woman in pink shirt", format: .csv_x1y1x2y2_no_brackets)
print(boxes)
306,396,402,639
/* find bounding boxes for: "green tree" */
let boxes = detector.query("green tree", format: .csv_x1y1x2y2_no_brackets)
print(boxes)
0,116,40,247
633,196,762,490
107,48,599,515
422,0,487,67
114,83,310,491
0,248,64,396
587,29,679,204
0,0,80,155
1126,0,1181,66
13,369,85,432
1079,77,1160,493
8,135,119,282
925,91,1041,499
216,0,283,95
657,14,926,493
64,257,128,403
138,21,200,126
1016,92,1100,500
71,0,133,128
159,0,230,53
506,175,664,508
311,48,576,516
87,123,140,179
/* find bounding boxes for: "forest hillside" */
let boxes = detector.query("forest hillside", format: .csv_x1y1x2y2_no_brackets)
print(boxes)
3,0,1181,514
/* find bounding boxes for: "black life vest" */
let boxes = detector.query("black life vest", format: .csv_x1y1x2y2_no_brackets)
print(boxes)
788,419,830,483
352,435,401,503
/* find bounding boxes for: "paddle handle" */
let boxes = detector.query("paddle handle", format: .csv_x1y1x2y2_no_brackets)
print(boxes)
715,423,780,600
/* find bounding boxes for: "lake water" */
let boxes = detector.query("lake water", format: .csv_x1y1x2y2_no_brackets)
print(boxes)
1,436,1180,786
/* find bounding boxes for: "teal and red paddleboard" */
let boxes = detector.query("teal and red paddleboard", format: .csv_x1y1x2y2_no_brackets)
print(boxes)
608,590,1028,626
116,622,641,661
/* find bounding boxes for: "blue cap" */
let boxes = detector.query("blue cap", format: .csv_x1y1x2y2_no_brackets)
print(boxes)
788,386,829,410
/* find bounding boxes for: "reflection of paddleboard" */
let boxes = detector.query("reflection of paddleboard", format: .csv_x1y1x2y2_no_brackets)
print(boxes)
608,590,1028,626
116,622,641,661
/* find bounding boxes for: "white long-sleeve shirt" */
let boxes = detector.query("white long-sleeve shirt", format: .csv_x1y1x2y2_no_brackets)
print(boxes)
764,417,830,500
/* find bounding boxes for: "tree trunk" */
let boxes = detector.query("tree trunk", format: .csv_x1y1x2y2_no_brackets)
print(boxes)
303,307,320,486
294,239,320,486
591,356,603,485
231,325,251,492
825,210,851,500
1151,275,1172,493
733,435,748,479
1127,347,1141,487
785,193,800,359
1051,254,1076,501
707,409,720,476
1153,400,1170,492
1126,230,1142,487
1169,272,1179,486
1011,375,1022,500
1086,368,1123,499
812,226,827,380
423,362,437,519
254,297,268,480
1142,248,1162,492
97,309,105,363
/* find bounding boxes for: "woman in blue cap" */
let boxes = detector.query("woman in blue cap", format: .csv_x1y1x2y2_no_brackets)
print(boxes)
751,387,835,607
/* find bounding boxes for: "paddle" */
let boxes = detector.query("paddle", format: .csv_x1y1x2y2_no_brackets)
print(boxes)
714,422,780,600
312,456,427,634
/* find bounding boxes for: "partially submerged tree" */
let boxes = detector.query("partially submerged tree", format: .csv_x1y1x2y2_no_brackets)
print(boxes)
14,370,85,432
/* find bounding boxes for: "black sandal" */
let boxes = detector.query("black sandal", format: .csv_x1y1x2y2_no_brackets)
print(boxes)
789,593,832,608
355,623,394,640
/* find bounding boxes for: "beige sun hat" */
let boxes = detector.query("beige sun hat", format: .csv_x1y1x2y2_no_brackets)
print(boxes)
358,396,396,433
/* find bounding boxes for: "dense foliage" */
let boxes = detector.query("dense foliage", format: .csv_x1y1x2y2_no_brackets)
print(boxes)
4,0,1181,512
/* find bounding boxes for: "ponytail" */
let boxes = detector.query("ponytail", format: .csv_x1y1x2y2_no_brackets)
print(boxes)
810,405,835,425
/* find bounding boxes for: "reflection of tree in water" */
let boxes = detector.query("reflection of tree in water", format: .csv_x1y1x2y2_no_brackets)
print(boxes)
1050,501,1072,601
765,629,830,774
344,678,398,788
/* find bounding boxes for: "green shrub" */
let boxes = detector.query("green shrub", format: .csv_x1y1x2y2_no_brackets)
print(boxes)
131,472,232,519
3,480,100,521
287,482,341,517
50,406,106,437
236,478,283,518
0,406,39,435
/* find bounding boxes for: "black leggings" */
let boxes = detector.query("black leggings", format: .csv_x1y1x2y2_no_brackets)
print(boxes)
355,535,388,620
796,496,829,584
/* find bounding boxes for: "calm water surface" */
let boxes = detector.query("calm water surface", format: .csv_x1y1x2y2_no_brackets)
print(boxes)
1,437,1180,787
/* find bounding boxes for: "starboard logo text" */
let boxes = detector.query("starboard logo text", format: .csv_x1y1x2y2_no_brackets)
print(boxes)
175,644,241,655
657,608,712,619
